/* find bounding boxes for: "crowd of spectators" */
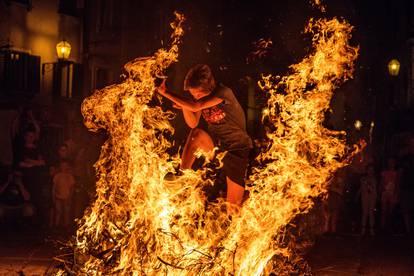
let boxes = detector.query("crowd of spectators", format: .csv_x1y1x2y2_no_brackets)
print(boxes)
323,138,414,237
1,104,413,240
0,105,101,233
251,136,414,238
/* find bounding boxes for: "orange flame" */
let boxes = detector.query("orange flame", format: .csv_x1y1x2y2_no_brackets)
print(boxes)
73,10,360,276
311,0,326,12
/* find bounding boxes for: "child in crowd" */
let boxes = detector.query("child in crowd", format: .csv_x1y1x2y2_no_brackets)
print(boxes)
357,164,377,236
379,157,399,230
51,161,75,228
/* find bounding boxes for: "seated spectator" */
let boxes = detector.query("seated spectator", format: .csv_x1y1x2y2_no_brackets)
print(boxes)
51,161,75,229
0,170,35,223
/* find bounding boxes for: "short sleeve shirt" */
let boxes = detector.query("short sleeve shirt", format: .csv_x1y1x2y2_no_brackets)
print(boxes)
201,84,252,151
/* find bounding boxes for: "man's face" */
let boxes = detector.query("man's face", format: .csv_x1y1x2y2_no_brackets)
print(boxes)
24,132,36,144
58,146,68,158
189,87,210,100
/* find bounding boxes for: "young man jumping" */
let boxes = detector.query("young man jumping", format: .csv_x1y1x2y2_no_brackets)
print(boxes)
157,64,252,208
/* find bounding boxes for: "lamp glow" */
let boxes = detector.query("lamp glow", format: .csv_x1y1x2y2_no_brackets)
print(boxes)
388,59,400,76
56,40,71,60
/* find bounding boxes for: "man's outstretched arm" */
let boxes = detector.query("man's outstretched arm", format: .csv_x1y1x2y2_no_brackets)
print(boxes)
157,81,222,112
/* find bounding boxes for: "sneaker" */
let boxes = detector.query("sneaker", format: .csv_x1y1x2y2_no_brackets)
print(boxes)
163,169,183,181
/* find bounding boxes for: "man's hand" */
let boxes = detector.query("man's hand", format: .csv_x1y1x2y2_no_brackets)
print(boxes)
172,103,182,109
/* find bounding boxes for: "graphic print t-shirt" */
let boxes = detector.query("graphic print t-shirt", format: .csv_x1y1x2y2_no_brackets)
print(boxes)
201,84,252,151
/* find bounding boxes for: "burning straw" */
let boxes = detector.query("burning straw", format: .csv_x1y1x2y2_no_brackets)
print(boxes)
67,6,361,276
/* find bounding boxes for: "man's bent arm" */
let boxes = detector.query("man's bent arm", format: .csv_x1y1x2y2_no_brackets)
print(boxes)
183,109,201,128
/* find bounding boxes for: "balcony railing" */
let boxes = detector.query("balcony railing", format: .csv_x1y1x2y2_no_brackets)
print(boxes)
0,50,40,99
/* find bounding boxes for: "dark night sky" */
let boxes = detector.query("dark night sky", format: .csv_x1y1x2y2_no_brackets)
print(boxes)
110,0,412,144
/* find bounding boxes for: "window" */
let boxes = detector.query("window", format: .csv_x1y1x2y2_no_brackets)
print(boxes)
6,0,32,10
58,0,78,17
0,50,40,97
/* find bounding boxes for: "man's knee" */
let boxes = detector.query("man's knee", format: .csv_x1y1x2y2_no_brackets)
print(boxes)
189,128,204,141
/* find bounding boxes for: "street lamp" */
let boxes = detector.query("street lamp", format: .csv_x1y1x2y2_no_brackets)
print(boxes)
56,39,71,60
388,59,400,76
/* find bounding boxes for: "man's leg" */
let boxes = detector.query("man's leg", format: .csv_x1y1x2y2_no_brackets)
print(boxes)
181,128,214,170
226,177,245,206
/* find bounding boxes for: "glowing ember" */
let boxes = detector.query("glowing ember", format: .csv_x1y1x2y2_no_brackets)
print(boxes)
246,38,273,64
311,0,326,12
72,7,361,276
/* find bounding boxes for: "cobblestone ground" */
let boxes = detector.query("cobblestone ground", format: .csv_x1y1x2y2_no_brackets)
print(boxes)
0,226,69,276
308,234,414,275
1,227,413,275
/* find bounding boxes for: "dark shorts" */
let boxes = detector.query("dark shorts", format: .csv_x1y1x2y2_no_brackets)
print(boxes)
222,149,250,188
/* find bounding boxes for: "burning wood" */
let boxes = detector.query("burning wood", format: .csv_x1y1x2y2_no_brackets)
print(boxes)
63,4,362,275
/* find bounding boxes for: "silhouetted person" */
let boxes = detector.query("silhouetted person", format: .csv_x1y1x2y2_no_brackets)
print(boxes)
15,130,47,223
399,139,414,235
324,169,346,234
379,157,399,231
357,164,377,236
11,106,40,165
51,161,75,229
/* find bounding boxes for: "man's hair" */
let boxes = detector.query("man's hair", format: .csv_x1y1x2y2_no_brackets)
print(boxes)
184,64,216,92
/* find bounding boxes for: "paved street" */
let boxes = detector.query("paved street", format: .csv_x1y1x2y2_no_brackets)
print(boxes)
0,228,65,276
308,234,414,275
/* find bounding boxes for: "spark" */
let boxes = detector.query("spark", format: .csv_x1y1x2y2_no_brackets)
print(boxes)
246,38,273,64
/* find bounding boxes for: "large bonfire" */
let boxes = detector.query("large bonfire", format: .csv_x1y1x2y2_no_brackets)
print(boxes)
71,2,360,275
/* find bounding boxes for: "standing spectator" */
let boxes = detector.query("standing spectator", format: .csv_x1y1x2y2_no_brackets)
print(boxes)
15,129,47,224
11,106,40,163
356,164,377,236
64,125,83,162
49,144,71,175
15,130,45,169
399,138,414,235
379,157,399,231
0,170,35,224
324,169,346,234
52,161,75,229
37,106,64,163
346,149,374,233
